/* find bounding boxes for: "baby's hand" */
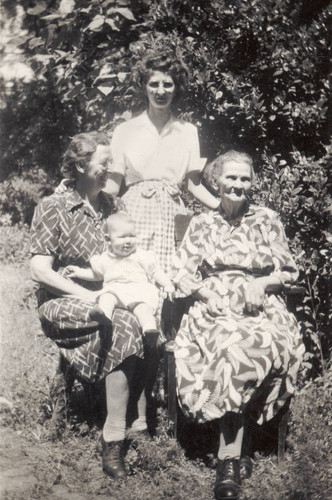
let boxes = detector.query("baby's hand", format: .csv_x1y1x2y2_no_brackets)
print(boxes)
163,283,176,301
64,265,81,279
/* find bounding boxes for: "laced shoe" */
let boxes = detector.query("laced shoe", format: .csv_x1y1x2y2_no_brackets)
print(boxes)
101,437,127,479
214,458,241,500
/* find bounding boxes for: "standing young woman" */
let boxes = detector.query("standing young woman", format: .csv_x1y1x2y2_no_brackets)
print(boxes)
107,52,219,275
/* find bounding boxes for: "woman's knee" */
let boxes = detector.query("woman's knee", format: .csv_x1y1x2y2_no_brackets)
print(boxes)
106,366,133,396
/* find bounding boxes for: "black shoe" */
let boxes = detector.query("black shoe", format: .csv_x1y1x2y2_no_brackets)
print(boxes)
214,458,241,500
101,437,127,479
240,456,253,480
144,329,160,351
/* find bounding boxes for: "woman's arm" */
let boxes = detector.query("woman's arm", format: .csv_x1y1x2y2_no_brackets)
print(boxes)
186,171,220,209
244,210,299,312
30,255,97,302
244,276,282,313
64,265,99,282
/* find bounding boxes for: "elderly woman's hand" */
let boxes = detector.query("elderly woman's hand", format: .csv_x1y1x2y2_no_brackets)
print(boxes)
244,279,267,313
206,293,224,316
195,287,224,316
178,275,202,296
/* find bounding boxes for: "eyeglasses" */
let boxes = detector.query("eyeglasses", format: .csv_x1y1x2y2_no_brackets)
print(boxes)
89,160,113,171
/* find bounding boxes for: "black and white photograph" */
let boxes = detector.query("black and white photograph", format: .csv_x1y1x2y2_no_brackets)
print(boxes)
0,1,331,499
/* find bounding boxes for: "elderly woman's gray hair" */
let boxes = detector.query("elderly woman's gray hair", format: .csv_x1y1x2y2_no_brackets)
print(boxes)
61,131,111,181
203,151,255,191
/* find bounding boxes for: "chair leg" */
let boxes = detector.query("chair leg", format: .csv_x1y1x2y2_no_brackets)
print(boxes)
165,341,177,437
277,399,291,463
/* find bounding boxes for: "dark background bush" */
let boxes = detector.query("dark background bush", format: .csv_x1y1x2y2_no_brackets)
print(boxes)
0,0,331,373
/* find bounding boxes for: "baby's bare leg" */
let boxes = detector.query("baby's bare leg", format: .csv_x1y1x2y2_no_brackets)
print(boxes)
89,292,117,326
133,303,159,352
98,292,117,320
132,303,158,333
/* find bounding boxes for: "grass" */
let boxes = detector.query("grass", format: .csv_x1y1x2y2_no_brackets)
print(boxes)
0,259,331,500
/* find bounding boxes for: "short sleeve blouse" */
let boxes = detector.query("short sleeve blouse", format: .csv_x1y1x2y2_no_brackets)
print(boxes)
172,205,299,288
30,188,122,271
111,111,205,187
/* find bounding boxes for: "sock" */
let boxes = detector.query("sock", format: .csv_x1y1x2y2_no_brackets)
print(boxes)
102,415,126,442
218,426,244,460
129,416,147,433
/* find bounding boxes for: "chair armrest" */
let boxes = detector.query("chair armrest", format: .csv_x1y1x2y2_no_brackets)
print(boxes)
161,296,194,341
283,285,306,295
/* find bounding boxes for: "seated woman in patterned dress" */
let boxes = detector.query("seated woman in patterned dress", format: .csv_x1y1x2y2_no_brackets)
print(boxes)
171,151,305,500
30,132,145,480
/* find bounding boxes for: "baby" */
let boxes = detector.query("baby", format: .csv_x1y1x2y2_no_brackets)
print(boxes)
65,213,175,346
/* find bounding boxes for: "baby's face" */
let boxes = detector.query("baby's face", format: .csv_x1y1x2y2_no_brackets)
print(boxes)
108,221,137,257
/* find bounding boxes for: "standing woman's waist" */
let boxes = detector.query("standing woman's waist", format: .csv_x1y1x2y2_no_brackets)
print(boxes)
125,180,182,200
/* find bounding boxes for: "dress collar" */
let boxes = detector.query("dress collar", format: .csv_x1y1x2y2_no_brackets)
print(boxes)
140,110,182,135
211,201,254,225
65,186,115,218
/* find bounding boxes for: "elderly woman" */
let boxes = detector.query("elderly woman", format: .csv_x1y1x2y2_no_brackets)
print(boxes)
107,51,219,275
172,151,305,500
30,132,144,480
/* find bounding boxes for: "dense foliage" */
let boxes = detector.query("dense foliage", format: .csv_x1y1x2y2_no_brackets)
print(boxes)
0,0,331,371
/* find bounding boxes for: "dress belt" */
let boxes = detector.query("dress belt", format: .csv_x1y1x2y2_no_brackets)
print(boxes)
130,180,181,199
204,264,272,278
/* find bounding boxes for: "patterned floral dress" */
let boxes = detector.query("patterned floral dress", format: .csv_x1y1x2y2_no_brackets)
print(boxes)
172,205,305,424
30,188,144,382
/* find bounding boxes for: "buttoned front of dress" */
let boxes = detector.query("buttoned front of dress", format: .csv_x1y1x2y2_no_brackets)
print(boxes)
111,111,204,186
30,188,117,271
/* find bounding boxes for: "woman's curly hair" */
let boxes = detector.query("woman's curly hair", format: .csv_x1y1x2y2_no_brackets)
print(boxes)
203,151,255,191
61,132,111,181
132,51,189,108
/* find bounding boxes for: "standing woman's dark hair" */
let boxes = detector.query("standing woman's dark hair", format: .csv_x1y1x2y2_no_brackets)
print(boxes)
132,51,189,108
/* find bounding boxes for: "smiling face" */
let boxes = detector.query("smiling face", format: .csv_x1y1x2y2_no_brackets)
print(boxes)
145,70,176,111
217,160,252,212
107,220,137,257
83,144,112,191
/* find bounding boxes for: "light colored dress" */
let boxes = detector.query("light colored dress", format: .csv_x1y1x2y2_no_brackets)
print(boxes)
90,249,160,311
111,111,205,273
172,205,305,424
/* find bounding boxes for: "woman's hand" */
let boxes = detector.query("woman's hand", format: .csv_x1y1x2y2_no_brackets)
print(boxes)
206,293,224,316
31,255,98,303
54,178,70,194
244,279,267,313
163,283,176,301
178,275,202,296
